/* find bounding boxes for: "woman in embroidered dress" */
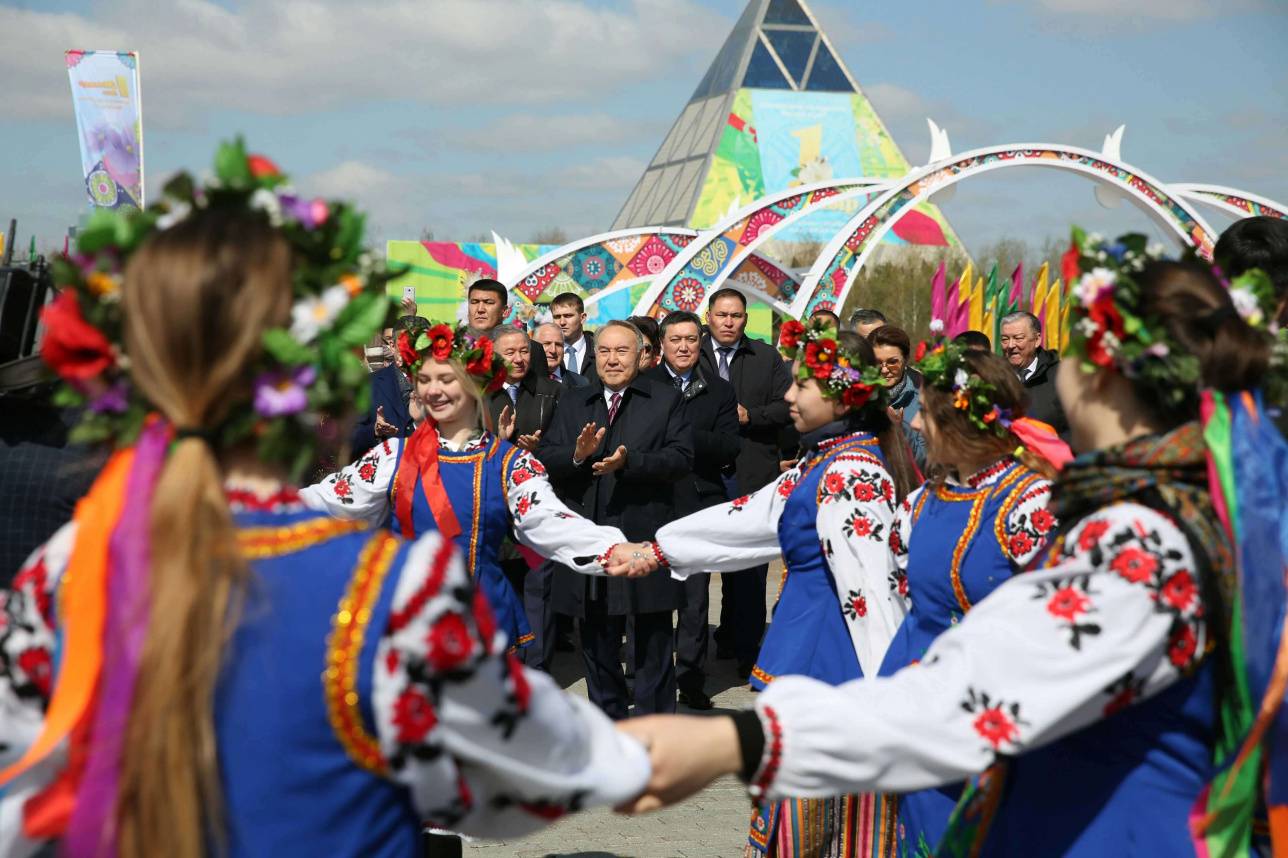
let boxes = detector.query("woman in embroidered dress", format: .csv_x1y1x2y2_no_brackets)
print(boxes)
871,347,1062,856
619,234,1287,858
0,144,649,858
646,322,919,858
300,323,630,652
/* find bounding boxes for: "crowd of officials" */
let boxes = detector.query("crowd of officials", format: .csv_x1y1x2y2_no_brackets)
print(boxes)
340,276,1073,717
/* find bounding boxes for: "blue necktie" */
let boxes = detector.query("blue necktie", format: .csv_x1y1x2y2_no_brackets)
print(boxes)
717,347,732,381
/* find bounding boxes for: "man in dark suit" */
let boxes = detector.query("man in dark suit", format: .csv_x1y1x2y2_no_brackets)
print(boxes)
534,322,589,389
537,320,693,718
1000,311,1068,436
349,314,427,456
485,327,562,448
699,287,793,679
550,292,596,380
645,311,741,710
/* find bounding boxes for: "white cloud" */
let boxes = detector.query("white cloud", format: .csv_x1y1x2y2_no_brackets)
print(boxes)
1004,0,1267,21
0,0,724,125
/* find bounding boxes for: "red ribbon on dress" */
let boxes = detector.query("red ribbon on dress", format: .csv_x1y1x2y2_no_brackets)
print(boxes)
394,421,462,542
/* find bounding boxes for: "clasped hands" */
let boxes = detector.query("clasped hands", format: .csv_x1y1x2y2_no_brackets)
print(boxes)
612,715,744,814
601,542,662,578
574,421,627,475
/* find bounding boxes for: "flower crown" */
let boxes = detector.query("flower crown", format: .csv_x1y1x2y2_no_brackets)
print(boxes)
1064,227,1201,408
914,338,1013,437
778,318,885,412
39,137,402,479
399,322,509,394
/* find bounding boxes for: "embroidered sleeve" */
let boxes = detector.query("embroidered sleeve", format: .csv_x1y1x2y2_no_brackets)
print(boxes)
372,532,649,837
999,479,1056,568
654,465,799,580
814,454,905,677
748,502,1205,801
1,522,75,769
505,450,625,576
299,438,400,526
887,488,919,612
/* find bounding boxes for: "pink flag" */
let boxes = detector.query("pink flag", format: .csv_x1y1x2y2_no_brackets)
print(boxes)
943,265,959,335
1008,263,1025,310
930,261,947,325
950,270,971,336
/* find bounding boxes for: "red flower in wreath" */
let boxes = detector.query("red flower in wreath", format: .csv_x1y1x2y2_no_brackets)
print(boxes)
841,384,873,409
972,706,1020,749
426,612,475,672
1109,547,1157,584
397,330,419,372
427,324,455,360
465,337,495,376
17,647,52,697
1160,570,1198,611
1168,624,1198,667
39,291,116,381
1009,531,1035,558
1077,520,1111,551
779,320,806,351
1031,508,1055,535
823,472,847,497
1086,297,1125,368
392,687,438,743
247,153,282,179
914,340,929,363
1045,586,1090,621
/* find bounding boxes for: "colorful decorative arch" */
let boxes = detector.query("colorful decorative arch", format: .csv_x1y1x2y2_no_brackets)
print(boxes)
791,144,1220,319
631,178,891,317
1170,184,1288,222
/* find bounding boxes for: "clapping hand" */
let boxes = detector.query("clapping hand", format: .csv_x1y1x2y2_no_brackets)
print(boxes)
574,422,607,462
614,715,743,814
515,428,542,452
498,405,516,440
592,445,627,475
374,406,398,439
603,542,658,578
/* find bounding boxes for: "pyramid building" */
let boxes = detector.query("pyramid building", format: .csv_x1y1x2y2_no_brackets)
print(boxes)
612,0,961,252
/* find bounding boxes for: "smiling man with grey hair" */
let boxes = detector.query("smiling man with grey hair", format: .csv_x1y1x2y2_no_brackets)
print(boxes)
999,311,1067,435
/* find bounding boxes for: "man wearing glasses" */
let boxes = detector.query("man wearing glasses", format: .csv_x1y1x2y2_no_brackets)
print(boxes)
699,288,793,681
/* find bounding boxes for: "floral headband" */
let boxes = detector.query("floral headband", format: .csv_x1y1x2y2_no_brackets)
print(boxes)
914,338,1012,437
778,318,886,412
399,322,509,394
38,137,402,479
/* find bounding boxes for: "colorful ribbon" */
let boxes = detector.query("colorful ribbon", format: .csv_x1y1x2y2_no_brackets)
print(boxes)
394,420,462,541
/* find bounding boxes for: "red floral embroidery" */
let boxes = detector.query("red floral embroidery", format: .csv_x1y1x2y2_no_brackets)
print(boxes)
972,707,1020,749
880,479,894,502
851,594,867,617
426,612,475,672
1104,688,1135,717
358,460,378,484
472,588,498,653
506,652,532,713
1109,547,1158,584
17,647,52,697
1008,531,1035,558
777,477,798,499
1160,570,1198,612
889,526,904,555
333,477,353,500
385,650,399,673
512,469,532,485
1031,508,1055,535
12,557,51,625
1046,586,1091,621
515,496,532,518
730,495,750,512
851,516,872,537
823,473,846,496
1077,519,1110,551
852,482,876,502
1168,624,1198,667
889,570,909,598
392,687,438,743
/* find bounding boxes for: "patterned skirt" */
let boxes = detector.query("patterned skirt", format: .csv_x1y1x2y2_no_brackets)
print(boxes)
745,794,899,858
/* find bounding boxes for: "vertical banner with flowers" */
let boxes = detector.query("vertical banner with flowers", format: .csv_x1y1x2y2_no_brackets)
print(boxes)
66,50,143,212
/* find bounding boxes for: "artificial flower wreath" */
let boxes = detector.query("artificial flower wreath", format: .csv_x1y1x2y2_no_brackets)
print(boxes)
778,318,886,413
398,322,509,394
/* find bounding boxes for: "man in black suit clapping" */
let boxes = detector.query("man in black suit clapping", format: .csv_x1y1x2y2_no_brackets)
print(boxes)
699,288,793,680
537,320,692,718
645,311,741,709
485,327,561,451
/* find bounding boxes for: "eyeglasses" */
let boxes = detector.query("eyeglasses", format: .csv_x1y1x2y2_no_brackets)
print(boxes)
877,357,904,369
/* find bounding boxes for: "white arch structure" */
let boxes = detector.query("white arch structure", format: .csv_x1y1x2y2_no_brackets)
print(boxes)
1170,183,1288,223
630,177,891,317
791,142,1220,319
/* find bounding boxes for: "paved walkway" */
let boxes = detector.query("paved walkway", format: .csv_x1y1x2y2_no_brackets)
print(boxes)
467,567,781,858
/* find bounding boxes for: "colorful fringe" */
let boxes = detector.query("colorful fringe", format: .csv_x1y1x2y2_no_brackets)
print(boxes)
746,794,898,858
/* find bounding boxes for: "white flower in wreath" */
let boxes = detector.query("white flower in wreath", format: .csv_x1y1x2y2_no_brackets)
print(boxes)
928,318,945,334
1077,316,1101,338
156,201,192,231
1146,241,1165,259
953,368,970,390
1076,268,1117,306
1229,286,1265,328
290,284,350,343
249,187,283,227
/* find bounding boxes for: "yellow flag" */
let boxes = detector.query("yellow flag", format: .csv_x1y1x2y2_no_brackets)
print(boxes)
968,270,984,333
1031,262,1049,338
1045,278,1062,351
1059,283,1073,354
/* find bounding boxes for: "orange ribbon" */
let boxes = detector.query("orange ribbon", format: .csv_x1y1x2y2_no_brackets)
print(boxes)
0,449,134,799
394,421,462,542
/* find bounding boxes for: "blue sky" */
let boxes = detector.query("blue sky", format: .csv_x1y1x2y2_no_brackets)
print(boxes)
2,0,1285,257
